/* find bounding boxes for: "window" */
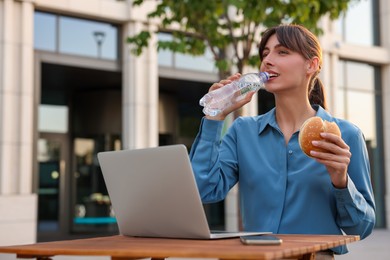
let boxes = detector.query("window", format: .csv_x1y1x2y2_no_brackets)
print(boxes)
158,33,174,67
34,11,119,60
336,62,376,139
337,0,379,46
34,12,57,51
337,60,385,227
158,33,216,73
38,105,69,134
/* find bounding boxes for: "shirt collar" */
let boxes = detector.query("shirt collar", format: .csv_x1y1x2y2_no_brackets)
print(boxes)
258,105,332,135
258,107,277,134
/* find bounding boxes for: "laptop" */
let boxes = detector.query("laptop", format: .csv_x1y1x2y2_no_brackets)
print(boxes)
97,144,270,239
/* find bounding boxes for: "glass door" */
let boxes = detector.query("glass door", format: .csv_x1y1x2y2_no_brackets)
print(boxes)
37,133,70,241
71,134,120,234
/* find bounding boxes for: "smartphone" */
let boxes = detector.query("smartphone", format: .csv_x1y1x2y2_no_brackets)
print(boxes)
240,235,282,245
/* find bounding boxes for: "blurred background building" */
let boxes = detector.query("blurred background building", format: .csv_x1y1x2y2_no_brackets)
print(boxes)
0,0,388,245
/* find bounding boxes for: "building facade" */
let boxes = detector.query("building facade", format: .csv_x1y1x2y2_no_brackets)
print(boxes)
0,0,389,245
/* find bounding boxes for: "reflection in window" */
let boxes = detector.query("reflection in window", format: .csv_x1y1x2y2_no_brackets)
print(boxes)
176,49,215,72
37,138,61,232
344,62,375,91
60,16,118,59
34,12,57,51
34,11,119,60
38,104,68,133
72,136,120,233
158,33,216,73
336,61,376,134
337,0,378,46
346,91,375,141
158,33,174,67
337,60,384,227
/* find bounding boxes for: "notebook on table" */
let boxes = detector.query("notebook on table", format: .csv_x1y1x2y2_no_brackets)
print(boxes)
97,144,270,239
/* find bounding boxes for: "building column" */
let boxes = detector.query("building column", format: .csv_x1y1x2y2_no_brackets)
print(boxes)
380,0,390,229
122,20,159,149
0,0,37,245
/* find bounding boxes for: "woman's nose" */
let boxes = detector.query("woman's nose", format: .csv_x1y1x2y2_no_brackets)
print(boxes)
262,54,274,67
262,58,273,68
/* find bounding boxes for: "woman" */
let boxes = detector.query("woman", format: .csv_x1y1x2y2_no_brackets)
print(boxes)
189,24,375,255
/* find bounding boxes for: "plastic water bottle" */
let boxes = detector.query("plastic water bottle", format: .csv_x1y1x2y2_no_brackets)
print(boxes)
199,72,270,116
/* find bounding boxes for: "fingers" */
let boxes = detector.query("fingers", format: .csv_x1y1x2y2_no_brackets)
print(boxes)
313,133,349,152
309,133,351,188
209,82,225,92
205,73,257,120
309,133,351,166
313,153,349,188
209,73,241,92
311,149,350,166
226,73,242,82
206,90,255,121
320,132,349,149
223,91,255,115
310,134,351,161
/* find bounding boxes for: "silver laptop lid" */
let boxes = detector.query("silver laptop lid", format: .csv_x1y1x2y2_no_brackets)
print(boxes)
97,144,212,239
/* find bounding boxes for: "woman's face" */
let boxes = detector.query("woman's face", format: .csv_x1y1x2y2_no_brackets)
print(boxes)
260,34,312,94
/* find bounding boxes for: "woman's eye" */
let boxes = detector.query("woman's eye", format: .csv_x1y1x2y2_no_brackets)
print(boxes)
279,50,289,55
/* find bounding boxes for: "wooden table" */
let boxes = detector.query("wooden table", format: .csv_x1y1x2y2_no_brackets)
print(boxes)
0,234,359,260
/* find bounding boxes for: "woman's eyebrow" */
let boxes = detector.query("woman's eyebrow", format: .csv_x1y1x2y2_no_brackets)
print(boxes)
262,46,270,52
273,43,284,49
263,43,283,51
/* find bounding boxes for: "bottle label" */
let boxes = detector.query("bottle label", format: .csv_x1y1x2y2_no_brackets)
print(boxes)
240,82,261,95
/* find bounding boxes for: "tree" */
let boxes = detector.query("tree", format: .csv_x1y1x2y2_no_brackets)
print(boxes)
126,0,358,230
127,0,357,79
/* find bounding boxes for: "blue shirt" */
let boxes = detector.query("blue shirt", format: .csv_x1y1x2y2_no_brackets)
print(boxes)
189,106,376,254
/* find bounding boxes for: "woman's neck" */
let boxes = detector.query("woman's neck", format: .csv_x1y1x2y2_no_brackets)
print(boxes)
274,96,316,144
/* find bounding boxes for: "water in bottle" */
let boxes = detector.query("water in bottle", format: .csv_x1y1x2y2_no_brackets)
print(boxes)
199,72,270,116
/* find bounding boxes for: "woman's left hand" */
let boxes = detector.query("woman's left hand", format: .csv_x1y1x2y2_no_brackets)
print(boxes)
310,132,351,189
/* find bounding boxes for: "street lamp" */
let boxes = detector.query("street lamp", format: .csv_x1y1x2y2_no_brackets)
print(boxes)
93,31,106,58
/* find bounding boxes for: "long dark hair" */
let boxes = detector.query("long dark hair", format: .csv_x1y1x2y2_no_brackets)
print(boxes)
258,24,327,110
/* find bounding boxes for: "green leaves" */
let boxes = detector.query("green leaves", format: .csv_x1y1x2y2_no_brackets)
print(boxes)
126,31,151,56
158,34,206,55
127,0,357,75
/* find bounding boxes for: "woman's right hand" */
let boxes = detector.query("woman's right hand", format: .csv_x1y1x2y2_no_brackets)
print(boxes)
205,73,256,121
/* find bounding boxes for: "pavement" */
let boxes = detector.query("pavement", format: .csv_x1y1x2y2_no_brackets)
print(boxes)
336,228,390,260
0,229,389,260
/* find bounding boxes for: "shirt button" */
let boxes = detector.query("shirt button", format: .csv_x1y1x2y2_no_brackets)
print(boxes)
288,150,293,155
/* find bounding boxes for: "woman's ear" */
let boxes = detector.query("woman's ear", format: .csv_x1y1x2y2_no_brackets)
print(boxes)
306,57,320,74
